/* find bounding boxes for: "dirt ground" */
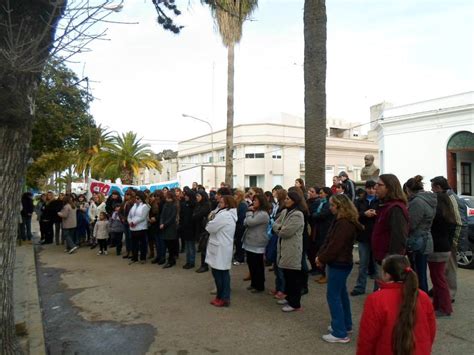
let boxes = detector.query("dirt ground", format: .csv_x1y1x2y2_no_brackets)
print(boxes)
36,243,474,355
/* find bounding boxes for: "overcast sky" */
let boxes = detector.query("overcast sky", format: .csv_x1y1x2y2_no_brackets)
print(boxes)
67,0,474,152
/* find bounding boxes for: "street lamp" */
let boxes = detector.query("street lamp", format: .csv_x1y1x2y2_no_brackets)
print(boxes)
182,114,215,164
182,113,216,188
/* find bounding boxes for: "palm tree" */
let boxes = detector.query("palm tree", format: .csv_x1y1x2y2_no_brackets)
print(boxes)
75,124,113,179
204,0,258,185
304,0,327,187
93,131,162,184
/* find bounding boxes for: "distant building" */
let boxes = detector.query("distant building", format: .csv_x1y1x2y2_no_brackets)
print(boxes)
176,113,378,191
375,91,474,195
135,156,178,185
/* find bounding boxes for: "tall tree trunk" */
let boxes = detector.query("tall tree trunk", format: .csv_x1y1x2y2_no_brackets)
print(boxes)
0,124,31,353
0,1,65,352
225,43,235,186
304,0,327,187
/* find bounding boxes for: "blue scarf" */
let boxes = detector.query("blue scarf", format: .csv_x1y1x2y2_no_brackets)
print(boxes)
316,198,327,214
366,194,376,203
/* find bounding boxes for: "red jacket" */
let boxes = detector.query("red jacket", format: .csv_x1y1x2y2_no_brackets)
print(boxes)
357,282,436,355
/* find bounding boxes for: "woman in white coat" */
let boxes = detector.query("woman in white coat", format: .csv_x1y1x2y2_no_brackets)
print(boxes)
206,195,238,307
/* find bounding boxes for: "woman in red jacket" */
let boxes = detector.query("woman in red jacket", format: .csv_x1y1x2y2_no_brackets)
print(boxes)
357,255,436,355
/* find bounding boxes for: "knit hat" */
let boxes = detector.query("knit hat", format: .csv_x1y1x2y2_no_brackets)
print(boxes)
287,190,302,205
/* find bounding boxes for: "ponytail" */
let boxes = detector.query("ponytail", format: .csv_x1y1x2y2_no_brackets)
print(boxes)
383,255,419,355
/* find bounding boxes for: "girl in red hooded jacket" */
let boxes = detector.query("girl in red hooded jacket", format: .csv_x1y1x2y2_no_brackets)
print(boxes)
357,255,436,355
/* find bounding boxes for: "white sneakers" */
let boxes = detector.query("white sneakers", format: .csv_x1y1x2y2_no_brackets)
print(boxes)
322,333,350,344
68,246,78,254
281,305,302,312
277,299,288,305
327,325,353,334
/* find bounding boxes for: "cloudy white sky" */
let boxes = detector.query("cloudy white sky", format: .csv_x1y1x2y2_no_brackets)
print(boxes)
67,0,474,152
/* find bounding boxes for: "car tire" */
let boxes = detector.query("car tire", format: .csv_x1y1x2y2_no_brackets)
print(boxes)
457,242,474,269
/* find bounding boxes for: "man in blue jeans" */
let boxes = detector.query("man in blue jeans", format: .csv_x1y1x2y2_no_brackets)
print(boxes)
351,180,379,296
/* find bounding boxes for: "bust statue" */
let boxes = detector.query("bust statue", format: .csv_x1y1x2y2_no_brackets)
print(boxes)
360,154,380,181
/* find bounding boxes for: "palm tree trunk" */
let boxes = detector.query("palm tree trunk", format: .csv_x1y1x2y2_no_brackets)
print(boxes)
304,0,327,187
225,43,235,186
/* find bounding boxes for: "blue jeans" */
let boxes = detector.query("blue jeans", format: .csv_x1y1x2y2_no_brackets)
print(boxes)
21,215,33,240
154,231,166,261
411,252,428,293
273,263,285,293
63,228,76,250
185,240,196,265
327,265,353,338
354,242,370,293
211,268,231,301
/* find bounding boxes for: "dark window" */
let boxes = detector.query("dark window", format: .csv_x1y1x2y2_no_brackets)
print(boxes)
245,153,255,159
461,163,472,195
255,153,264,158
249,176,257,187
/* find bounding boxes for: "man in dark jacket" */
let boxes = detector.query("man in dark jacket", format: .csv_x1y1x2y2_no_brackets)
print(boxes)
351,180,380,296
339,171,355,202
20,192,34,241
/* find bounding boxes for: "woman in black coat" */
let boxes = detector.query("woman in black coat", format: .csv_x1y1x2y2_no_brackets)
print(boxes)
181,190,196,269
160,191,179,268
193,191,212,272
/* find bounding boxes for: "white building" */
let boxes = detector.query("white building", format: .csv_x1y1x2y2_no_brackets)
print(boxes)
135,157,178,185
177,114,378,191
375,92,474,195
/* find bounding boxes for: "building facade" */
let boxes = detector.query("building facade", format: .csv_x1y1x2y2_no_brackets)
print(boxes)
375,92,474,195
177,114,378,191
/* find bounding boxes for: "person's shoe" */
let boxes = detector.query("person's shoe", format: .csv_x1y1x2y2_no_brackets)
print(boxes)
210,297,221,306
301,288,309,296
251,289,264,294
90,244,97,250
327,325,353,334
246,286,255,291
68,246,78,254
184,263,195,269
97,251,103,256
268,289,277,295
350,289,365,296
233,261,242,266
151,258,159,264
196,266,209,273
322,334,350,343
317,276,327,284
104,251,108,255
428,288,433,297
127,255,133,259
281,305,302,312
243,274,251,281
277,299,288,305
274,291,286,300
157,259,166,265
163,263,174,269
139,260,146,264
122,253,130,259
182,263,190,269
214,300,230,307
128,260,137,265
435,311,451,318
210,288,217,295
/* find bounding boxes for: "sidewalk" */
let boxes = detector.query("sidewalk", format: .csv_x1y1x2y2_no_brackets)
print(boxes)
14,227,45,354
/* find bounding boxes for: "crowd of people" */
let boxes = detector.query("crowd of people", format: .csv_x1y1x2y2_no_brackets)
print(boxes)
24,171,469,352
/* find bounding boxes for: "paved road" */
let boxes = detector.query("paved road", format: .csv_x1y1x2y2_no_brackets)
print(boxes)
36,243,474,354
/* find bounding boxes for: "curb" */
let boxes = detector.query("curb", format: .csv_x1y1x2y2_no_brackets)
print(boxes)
14,237,46,354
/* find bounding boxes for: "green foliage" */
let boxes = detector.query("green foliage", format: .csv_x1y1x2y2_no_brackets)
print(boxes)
92,131,162,184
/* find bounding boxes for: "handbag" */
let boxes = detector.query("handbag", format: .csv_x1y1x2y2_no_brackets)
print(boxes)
197,231,209,252
407,229,428,253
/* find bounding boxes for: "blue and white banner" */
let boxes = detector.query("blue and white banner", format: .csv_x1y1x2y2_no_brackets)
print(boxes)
88,179,180,197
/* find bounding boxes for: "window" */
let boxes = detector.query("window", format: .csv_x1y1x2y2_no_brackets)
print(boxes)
325,166,335,186
245,175,265,188
461,163,472,195
202,152,212,163
245,145,265,159
353,166,362,182
337,165,347,174
218,150,225,162
272,175,283,187
272,146,282,159
299,148,305,163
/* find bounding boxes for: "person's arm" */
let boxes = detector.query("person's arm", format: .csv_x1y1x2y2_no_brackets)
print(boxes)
57,205,68,219
93,222,99,238
276,211,303,239
312,203,332,221
388,207,408,255
317,221,349,264
160,204,177,228
408,200,424,233
132,204,150,225
357,296,381,355
205,211,226,234
244,210,269,227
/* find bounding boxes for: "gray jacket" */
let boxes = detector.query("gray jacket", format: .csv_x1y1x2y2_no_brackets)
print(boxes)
408,191,437,254
273,208,304,270
242,210,270,249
